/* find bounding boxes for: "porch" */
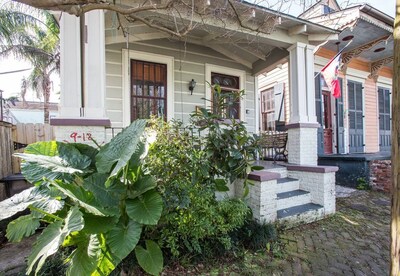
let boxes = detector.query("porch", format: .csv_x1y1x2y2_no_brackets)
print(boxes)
224,160,337,225
318,152,391,192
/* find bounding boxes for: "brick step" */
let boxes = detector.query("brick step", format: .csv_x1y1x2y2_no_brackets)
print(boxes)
276,177,300,193
277,189,311,210
277,203,324,225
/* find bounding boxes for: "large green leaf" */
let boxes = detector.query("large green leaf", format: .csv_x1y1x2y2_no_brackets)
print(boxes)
27,207,84,275
51,180,110,217
58,143,91,171
82,213,118,234
66,234,101,276
96,119,147,176
16,153,83,184
127,175,157,199
83,173,121,207
15,153,84,174
6,214,40,242
92,234,116,276
73,143,99,168
27,221,64,275
126,190,163,225
135,240,163,276
0,187,62,220
106,219,142,261
24,141,58,156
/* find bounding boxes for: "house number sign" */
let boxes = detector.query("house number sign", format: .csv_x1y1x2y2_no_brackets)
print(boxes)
68,132,93,143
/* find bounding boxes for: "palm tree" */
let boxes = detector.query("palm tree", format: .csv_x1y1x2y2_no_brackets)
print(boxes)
0,2,59,123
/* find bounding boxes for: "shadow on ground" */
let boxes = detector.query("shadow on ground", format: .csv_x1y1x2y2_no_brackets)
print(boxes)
0,190,390,276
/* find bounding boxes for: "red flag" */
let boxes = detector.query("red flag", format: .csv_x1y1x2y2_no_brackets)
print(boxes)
321,54,341,98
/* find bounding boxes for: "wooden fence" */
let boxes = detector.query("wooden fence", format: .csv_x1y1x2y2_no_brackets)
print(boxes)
0,122,14,199
9,123,54,173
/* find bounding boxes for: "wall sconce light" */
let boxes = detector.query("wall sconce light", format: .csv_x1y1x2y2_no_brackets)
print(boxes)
189,79,196,95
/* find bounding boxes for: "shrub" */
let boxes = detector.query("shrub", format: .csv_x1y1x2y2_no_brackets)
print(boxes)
235,219,278,251
145,119,250,259
0,120,164,276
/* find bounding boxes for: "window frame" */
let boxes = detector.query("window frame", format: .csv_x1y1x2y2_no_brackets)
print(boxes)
205,64,246,121
260,87,275,131
122,49,174,126
130,59,167,121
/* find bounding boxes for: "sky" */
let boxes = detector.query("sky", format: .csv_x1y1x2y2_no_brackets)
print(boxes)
0,0,396,102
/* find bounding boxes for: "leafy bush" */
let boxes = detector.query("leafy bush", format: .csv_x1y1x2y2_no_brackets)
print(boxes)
145,119,250,259
191,84,260,195
0,120,164,276
233,219,278,251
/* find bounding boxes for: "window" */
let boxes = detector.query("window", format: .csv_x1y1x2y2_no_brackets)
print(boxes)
211,72,240,119
323,5,334,14
261,88,275,131
130,60,167,121
122,50,174,126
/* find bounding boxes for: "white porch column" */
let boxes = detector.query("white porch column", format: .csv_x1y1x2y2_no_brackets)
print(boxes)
59,14,81,117
52,12,110,146
287,43,319,165
84,11,106,118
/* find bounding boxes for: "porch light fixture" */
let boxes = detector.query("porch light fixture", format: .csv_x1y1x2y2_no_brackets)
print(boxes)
342,35,354,41
374,47,386,53
189,79,196,95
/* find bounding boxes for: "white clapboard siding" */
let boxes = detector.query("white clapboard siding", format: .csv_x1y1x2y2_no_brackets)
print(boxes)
105,39,256,132
258,63,290,124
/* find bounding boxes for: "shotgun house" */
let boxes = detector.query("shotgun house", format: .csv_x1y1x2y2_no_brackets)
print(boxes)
52,1,340,224
258,0,393,191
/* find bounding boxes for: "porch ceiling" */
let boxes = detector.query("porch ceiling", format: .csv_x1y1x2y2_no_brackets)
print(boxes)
104,1,337,74
315,6,393,77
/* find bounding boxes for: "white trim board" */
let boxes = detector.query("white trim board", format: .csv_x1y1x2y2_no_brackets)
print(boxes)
122,49,174,126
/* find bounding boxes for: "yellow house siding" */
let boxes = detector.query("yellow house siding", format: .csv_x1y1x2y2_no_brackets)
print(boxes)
364,78,379,153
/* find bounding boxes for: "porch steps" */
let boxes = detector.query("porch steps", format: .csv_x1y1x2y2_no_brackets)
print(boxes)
277,203,324,224
271,168,324,225
276,177,299,193
255,161,326,225
277,190,311,210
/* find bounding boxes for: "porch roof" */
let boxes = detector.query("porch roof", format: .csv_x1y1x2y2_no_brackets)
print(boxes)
303,4,394,74
105,0,338,75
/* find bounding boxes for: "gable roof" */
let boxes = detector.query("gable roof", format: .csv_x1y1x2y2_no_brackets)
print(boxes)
299,0,341,19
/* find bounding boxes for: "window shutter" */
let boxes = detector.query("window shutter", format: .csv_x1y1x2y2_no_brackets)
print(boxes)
274,83,285,122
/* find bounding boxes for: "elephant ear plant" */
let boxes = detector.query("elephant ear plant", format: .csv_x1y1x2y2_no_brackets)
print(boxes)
0,119,164,276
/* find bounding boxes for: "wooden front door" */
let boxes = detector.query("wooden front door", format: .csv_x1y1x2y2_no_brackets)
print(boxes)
323,91,333,154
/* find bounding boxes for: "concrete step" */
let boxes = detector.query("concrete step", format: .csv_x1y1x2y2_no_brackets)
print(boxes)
276,177,300,193
277,203,324,225
277,189,311,210
266,167,287,178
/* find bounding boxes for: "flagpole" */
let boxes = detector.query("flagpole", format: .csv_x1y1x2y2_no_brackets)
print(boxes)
314,39,354,79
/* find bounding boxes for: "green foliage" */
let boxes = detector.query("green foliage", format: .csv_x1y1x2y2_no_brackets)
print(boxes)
135,240,164,276
2,119,164,276
356,177,371,190
191,84,260,196
145,119,250,259
232,219,278,251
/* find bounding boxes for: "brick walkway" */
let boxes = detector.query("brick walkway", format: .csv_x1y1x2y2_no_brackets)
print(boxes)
0,190,391,275
277,190,390,276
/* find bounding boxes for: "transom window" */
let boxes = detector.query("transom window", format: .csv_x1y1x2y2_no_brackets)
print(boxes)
130,60,167,121
211,72,240,119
